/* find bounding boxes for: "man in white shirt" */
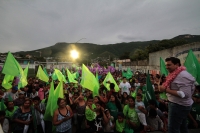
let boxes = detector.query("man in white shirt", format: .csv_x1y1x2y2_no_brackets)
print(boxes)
119,77,131,95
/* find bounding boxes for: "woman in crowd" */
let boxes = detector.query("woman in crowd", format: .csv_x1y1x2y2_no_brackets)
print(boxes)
53,98,73,133
106,94,122,120
13,99,33,133
73,93,86,133
121,92,129,108
123,96,140,132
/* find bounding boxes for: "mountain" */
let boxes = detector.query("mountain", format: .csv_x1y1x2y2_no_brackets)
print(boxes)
14,34,200,60
171,34,200,43
15,41,159,59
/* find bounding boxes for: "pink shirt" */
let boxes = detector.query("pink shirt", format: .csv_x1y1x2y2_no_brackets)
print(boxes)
38,88,44,100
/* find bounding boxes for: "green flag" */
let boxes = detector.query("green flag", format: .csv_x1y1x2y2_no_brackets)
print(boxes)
80,64,99,92
2,52,21,76
24,63,29,78
36,66,49,82
126,68,133,79
72,72,79,79
18,63,29,88
62,68,66,77
54,69,67,83
44,81,55,121
122,70,126,77
103,72,119,92
43,67,49,77
2,75,14,89
0,99,6,111
160,57,168,76
184,50,200,84
1,52,26,88
66,69,78,83
144,71,156,106
51,71,58,81
93,70,100,97
96,70,99,83
54,80,64,99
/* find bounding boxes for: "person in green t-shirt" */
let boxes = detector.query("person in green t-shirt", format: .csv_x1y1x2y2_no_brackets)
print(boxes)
85,96,96,132
188,93,200,129
106,94,122,120
5,101,18,120
130,86,137,98
123,96,140,131
116,112,126,133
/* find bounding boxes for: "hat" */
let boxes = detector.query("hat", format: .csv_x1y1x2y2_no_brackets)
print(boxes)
19,91,25,95
12,86,18,91
193,93,200,98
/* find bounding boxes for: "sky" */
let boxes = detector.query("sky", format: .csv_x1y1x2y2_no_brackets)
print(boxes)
0,0,200,53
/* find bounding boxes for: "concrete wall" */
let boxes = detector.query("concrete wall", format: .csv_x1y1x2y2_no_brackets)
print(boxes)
148,42,200,70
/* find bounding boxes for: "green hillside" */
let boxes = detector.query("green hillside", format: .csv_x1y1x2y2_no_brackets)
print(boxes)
14,34,200,61
15,41,159,59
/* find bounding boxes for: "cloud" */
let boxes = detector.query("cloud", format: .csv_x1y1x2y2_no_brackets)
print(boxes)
0,0,200,53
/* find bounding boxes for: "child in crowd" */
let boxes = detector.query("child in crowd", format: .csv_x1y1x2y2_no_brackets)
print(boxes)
147,99,167,131
147,108,164,132
93,101,108,133
135,93,148,132
116,112,126,133
104,109,115,132
92,96,100,109
85,96,96,132
129,86,137,98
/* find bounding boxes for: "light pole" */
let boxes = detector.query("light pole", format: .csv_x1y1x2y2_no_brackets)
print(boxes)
75,38,86,43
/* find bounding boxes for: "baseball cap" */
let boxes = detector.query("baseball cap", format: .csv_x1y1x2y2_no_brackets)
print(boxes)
12,86,18,91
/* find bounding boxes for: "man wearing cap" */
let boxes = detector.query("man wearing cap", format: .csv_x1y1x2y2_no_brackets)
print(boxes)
5,86,19,101
159,57,195,133
13,91,25,106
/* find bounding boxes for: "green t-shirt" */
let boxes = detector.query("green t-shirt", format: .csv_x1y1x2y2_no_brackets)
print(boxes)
190,103,200,125
5,106,18,119
123,105,140,127
106,102,118,120
92,103,96,109
131,91,136,98
159,92,167,100
85,106,96,121
0,101,6,111
116,119,126,132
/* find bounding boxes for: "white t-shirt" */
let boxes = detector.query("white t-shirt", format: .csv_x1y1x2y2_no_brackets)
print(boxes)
119,82,131,95
134,83,140,87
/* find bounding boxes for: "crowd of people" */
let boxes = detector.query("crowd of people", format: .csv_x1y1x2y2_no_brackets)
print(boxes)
0,57,200,133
